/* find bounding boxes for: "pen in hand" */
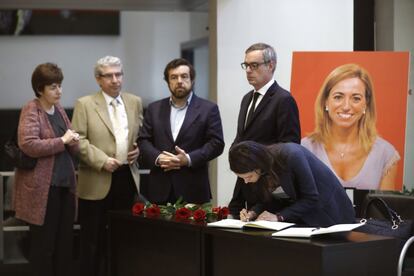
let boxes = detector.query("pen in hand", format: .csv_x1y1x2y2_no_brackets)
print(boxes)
245,201,249,222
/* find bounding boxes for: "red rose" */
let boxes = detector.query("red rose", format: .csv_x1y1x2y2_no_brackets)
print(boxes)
193,209,206,222
145,204,161,217
175,207,192,220
219,207,229,219
212,207,221,214
132,202,145,215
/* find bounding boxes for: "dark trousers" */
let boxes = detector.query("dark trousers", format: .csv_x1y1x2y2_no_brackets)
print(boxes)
79,166,136,276
29,186,75,276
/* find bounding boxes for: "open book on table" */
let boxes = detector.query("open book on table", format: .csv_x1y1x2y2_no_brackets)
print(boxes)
207,219,295,231
271,223,364,238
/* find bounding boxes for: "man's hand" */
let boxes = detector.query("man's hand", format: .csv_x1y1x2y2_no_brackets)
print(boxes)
157,146,189,172
103,157,122,173
127,143,139,165
158,151,181,171
174,146,189,167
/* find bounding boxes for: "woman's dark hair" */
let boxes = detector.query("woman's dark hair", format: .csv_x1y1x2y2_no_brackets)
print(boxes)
229,141,282,201
163,58,196,83
31,63,63,97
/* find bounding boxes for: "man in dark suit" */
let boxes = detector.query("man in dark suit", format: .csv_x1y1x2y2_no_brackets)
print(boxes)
229,42,301,217
138,58,224,204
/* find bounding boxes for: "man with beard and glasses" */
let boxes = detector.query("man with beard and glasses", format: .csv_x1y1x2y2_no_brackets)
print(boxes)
138,58,224,204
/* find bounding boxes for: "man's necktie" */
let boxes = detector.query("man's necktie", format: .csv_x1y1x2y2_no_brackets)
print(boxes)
111,99,128,163
245,92,259,128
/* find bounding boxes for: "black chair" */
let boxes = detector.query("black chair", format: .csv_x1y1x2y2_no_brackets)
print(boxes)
361,192,414,276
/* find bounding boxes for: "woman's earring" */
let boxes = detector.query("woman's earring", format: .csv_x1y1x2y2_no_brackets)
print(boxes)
325,106,329,111
363,109,366,114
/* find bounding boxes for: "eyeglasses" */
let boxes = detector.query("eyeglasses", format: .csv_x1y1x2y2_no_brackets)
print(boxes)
99,72,123,80
240,61,268,70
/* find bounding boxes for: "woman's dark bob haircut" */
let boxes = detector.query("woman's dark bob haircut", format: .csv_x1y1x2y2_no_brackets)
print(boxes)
229,141,273,175
31,63,63,97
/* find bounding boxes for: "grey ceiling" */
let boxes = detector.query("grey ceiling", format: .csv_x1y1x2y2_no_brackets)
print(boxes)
0,0,209,11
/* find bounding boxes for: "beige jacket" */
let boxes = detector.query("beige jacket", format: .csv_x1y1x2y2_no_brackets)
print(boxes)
72,91,143,200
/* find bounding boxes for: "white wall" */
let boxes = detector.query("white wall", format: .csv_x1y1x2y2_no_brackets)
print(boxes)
215,0,354,206
193,44,209,99
122,11,208,105
394,0,414,191
0,36,121,108
375,0,414,191
0,11,208,108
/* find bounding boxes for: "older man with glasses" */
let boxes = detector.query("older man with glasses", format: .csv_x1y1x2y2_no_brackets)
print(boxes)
229,42,301,219
72,55,143,276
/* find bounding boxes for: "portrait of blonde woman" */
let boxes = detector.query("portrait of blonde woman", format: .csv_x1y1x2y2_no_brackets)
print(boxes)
301,63,400,190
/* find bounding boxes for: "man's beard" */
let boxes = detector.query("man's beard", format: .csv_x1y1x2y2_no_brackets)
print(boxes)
170,85,192,99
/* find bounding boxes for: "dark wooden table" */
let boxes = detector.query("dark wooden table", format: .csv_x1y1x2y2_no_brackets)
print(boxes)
203,227,398,276
108,211,204,276
109,211,399,276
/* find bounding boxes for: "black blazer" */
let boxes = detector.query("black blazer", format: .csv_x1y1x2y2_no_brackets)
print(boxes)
230,81,301,217
233,80,301,145
138,94,224,204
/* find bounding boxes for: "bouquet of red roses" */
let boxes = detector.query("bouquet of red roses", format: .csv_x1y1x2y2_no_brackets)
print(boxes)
132,197,229,222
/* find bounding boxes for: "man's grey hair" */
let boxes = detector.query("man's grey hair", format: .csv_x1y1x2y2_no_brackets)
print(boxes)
245,43,277,73
94,56,123,77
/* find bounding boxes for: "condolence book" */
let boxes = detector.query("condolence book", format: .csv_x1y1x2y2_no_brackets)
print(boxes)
207,219,294,231
272,223,364,238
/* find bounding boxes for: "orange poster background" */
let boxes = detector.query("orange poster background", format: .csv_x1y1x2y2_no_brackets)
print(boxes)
290,51,410,190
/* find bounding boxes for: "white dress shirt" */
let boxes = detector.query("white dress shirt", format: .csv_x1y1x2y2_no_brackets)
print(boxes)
245,79,275,121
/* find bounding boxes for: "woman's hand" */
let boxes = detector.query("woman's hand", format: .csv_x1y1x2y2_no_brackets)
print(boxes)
256,211,278,221
61,129,80,145
240,209,257,222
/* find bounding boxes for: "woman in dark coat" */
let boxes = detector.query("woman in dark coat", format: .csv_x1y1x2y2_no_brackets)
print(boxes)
228,141,355,227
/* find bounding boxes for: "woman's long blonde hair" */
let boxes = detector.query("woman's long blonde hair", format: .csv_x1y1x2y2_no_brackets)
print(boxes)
308,63,377,153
